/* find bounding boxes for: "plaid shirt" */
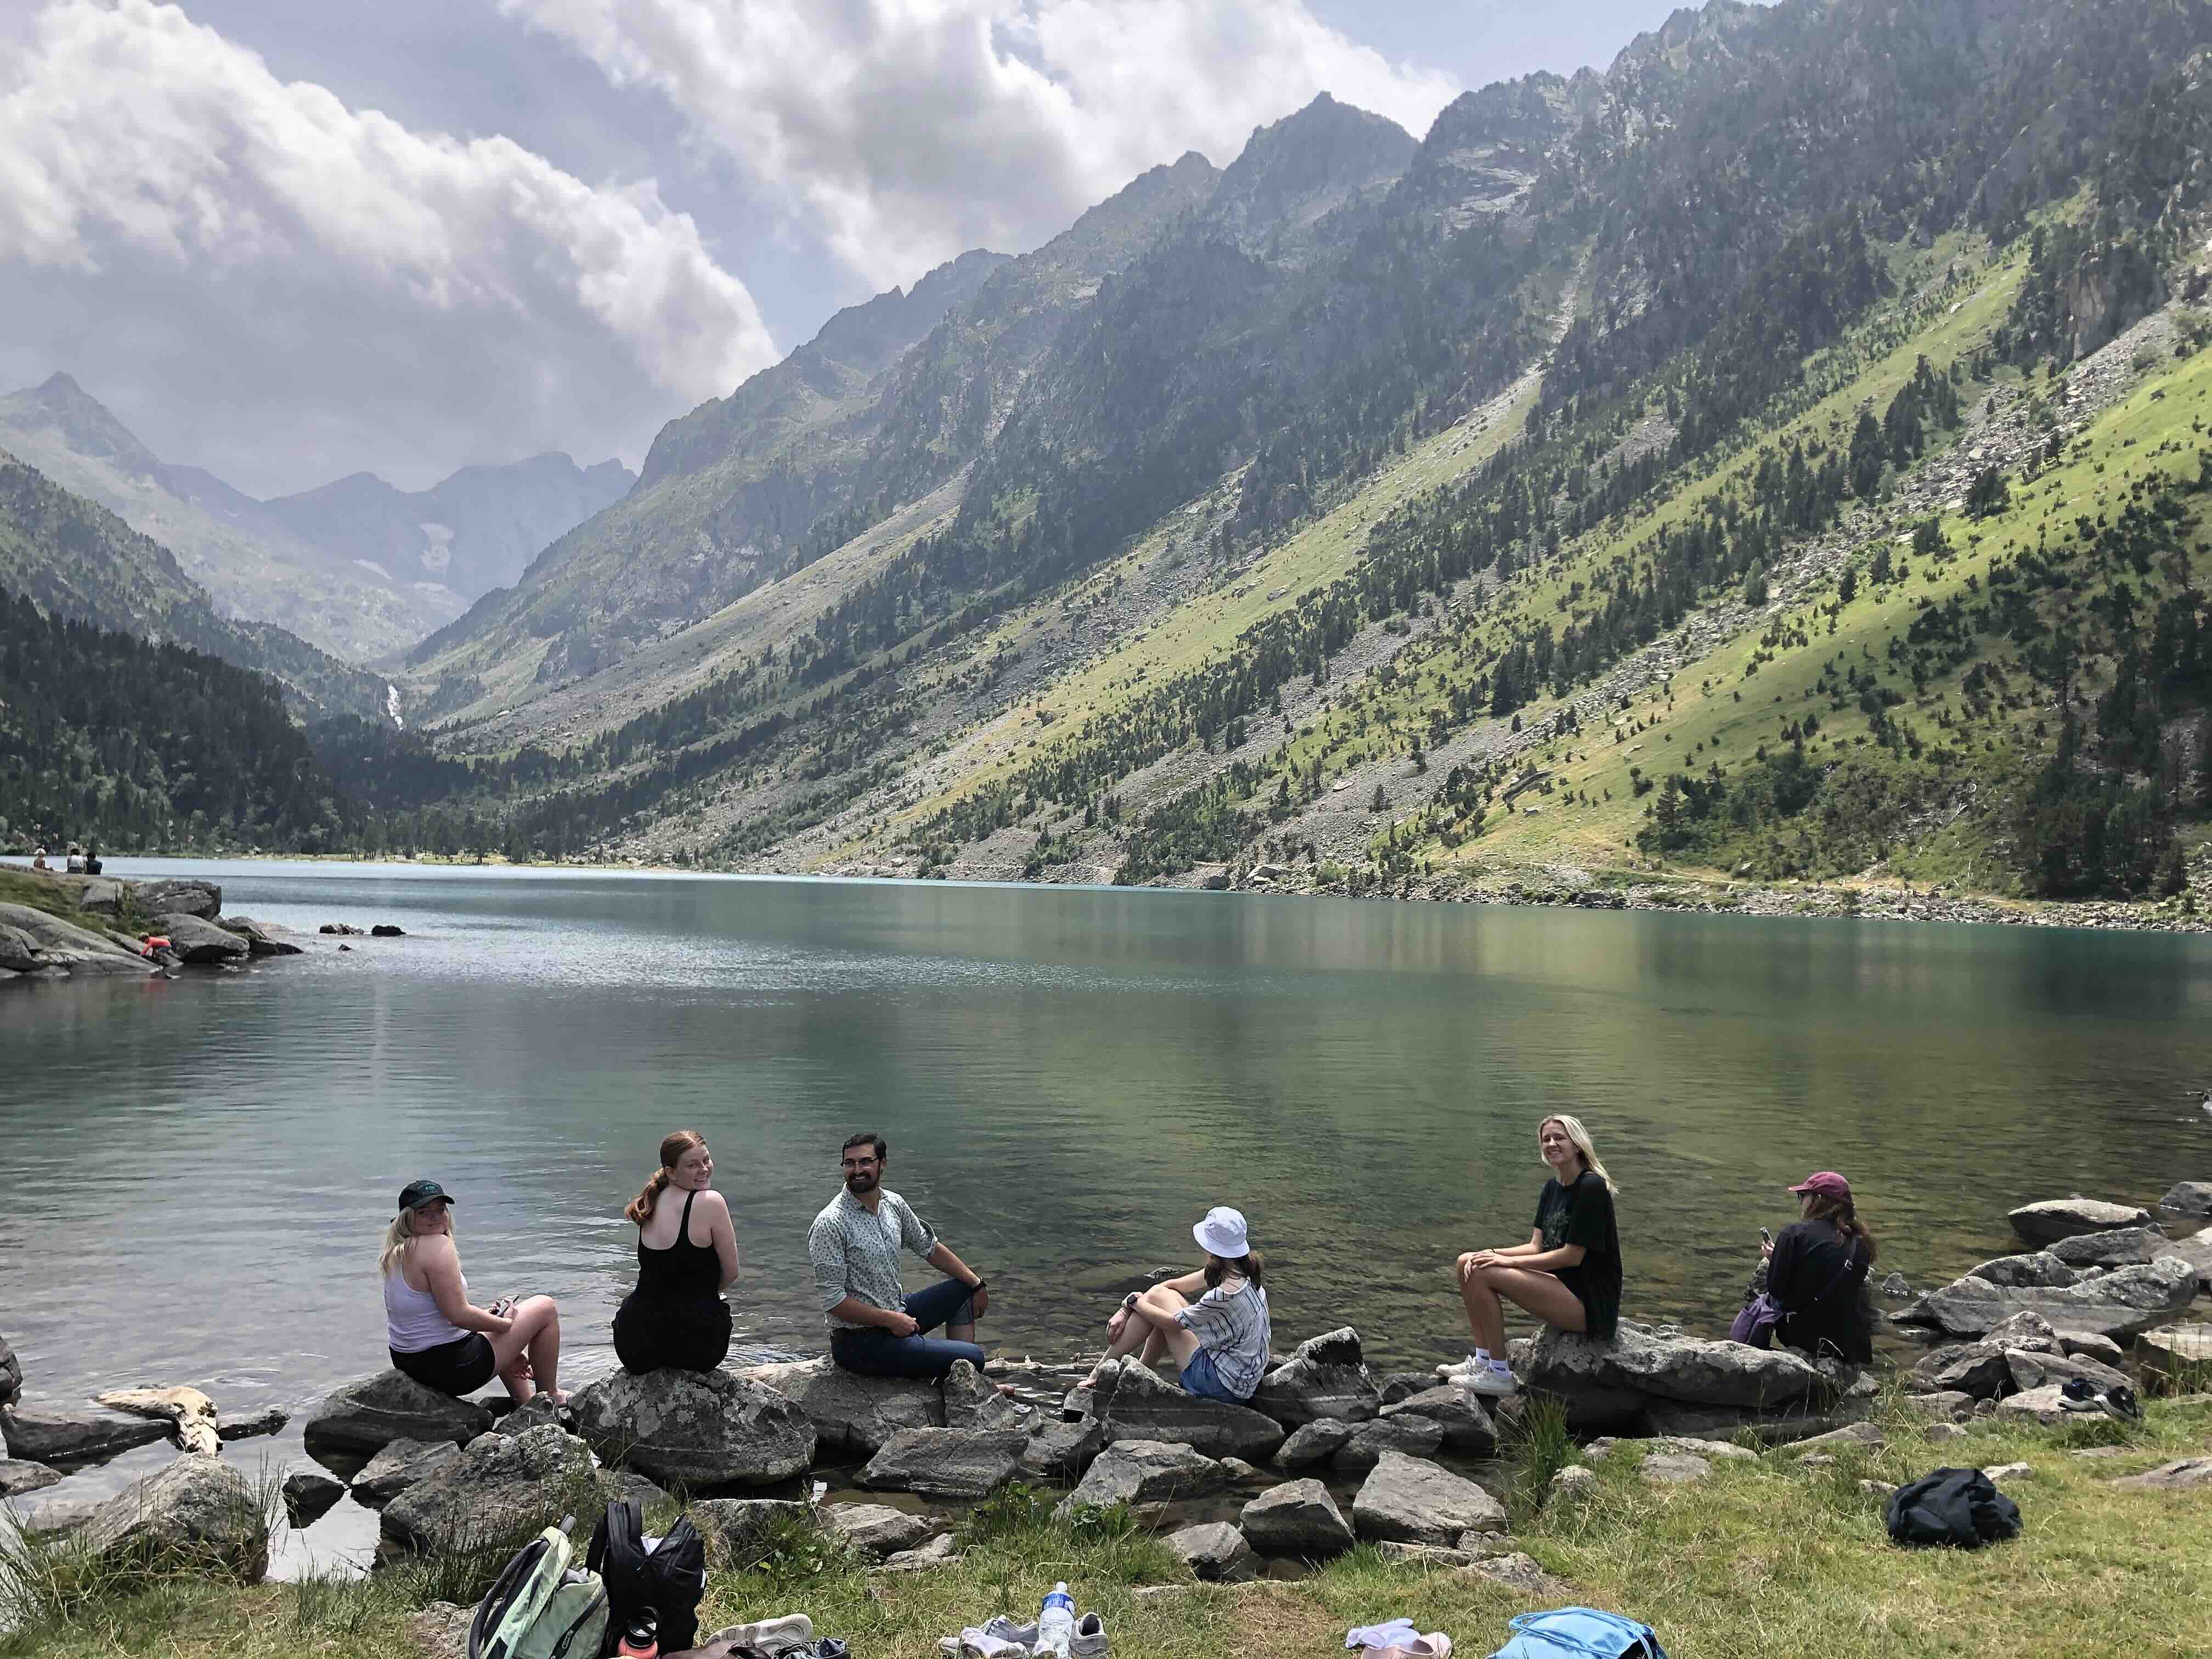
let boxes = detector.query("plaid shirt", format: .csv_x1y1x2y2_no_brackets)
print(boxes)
1175,1278,1272,1398
808,1186,939,1330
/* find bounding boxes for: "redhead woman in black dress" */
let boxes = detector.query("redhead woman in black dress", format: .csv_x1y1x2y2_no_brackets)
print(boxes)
613,1130,740,1373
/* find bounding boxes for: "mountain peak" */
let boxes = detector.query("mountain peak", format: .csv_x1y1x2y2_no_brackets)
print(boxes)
1206,95,1415,250
3,372,163,476
37,371,85,398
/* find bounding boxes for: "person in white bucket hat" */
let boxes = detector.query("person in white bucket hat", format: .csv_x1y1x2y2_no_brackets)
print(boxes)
1081,1205,1272,1403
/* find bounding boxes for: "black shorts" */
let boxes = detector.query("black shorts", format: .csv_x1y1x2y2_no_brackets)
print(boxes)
613,1293,732,1375
391,1334,497,1396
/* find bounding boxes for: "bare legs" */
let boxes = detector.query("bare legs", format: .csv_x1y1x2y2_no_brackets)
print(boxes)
487,1296,565,1404
1087,1284,1203,1383
1454,1255,1587,1353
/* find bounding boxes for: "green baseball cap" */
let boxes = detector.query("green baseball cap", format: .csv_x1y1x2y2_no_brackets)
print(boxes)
397,1178,456,1212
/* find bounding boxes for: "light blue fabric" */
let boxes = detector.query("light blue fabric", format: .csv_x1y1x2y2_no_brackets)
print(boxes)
1487,1609,1666,1659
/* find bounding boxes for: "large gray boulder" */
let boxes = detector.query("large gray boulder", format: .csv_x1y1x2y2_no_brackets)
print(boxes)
302,1370,494,1467
2008,1198,2154,1249
2,1405,170,1465
381,1424,596,1553
2159,1229,2212,1293
219,916,304,957
1087,1357,1285,1461
2136,1323,2212,1383
2048,1227,2168,1269
0,1459,61,1498
1381,1386,1497,1454
1238,1478,1355,1556
2159,1182,2212,1216
1911,1342,2015,1400
1248,1329,1379,1426
350,1437,462,1508
78,1455,268,1581
2002,1347,2130,1395
1333,1413,1443,1472
736,1356,941,1454
156,913,250,963
1058,1438,1227,1515
943,1359,1024,1430
0,1330,20,1408
856,1427,1027,1499
1896,1257,2198,1340
1165,1520,1257,1582
1350,1452,1508,1544
1522,1321,1822,1408
1274,1419,1355,1468
133,878,223,919
824,1503,940,1559
1020,1417,1104,1480
569,1367,814,1491
0,903,153,977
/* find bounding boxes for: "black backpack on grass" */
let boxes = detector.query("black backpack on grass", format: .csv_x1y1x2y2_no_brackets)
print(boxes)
1884,1467,2021,1549
587,1497,707,1654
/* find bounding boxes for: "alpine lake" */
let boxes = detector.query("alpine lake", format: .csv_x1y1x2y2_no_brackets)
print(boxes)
4,857,2208,1573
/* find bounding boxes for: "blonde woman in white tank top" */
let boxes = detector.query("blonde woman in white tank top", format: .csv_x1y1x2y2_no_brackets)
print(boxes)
380,1178,566,1403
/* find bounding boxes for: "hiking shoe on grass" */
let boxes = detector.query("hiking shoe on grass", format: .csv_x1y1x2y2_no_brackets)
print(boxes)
2057,1378,2103,1413
1070,1613,1110,1658
709,1616,815,1654
2099,1384,2143,1424
980,1617,1038,1649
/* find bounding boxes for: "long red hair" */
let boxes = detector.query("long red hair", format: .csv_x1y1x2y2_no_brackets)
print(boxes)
627,1129,707,1224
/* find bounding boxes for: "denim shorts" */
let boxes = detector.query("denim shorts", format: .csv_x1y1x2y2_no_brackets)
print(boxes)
1177,1347,1242,1403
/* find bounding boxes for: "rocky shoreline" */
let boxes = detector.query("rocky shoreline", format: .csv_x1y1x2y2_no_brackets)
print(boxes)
5,1180,2205,1592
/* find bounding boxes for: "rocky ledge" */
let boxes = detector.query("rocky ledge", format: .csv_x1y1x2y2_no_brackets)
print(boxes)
0,876,312,983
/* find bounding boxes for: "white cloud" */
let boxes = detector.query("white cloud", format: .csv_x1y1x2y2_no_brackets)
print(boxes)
499,0,1460,291
0,0,777,494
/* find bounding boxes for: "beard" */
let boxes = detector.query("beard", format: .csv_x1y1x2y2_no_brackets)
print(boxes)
845,1169,879,1194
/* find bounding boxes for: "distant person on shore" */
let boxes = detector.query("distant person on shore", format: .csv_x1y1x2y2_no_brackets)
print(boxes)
64,843,85,874
83,842,101,876
1739,1171,1876,1364
1443,1115,1623,1397
808,1132,992,1379
380,1180,567,1404
613,1130,738,1374
29,846,47,871
1082,1205,1272,1403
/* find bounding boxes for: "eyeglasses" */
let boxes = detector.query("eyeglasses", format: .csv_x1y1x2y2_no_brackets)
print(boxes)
840,1158,879,1170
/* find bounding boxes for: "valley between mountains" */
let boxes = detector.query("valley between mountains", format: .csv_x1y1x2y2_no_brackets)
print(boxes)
14,0,2212,928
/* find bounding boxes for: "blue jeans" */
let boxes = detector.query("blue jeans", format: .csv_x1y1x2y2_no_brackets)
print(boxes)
1177,1347,1242,1403
828,1277,985,1379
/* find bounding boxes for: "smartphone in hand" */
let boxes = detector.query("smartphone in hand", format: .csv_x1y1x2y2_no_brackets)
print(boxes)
1758,1227,1772,1245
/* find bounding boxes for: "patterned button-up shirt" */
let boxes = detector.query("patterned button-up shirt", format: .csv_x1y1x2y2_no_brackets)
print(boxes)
808,1186,939,1330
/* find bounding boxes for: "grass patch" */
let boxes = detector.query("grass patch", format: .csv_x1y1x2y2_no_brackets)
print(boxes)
1498,1393,1576,1525
2,1402,2208,1659
0,868,147,939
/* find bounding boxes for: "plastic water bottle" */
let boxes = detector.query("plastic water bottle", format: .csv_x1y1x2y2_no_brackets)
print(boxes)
1037,1583,1076,1659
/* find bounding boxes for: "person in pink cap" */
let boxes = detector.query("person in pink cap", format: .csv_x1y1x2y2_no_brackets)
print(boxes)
1759,1170,1877,1363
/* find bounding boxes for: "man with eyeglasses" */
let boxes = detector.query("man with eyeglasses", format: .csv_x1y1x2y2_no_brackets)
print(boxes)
808,1130,993,1378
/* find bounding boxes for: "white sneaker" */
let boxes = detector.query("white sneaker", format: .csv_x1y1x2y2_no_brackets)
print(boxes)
709,1615,815,1654
1435,1354,1486,1380
1070,1613,1110,1659
1457,1365,1519,1398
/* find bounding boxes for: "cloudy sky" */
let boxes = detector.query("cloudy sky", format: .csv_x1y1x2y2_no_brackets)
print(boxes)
0,0,1699,498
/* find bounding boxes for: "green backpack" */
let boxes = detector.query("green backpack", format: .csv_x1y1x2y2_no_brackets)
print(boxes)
469,1516,611,1659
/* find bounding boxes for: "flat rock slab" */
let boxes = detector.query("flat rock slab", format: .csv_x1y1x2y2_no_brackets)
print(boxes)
1166,1520,1257,1582
80,1455,268,1581
2159,1182,2212,1216
1239,1478,1355,1556
0,903,153,977
1060,1438,1227,1515
571,1367,814,1491
1782,1422,1885,1455
1994,1385,2069,1426
302,1370,493,1466
1383,1387,1497,1454
1249,1328,1379,1426
737,1355,941,1454
1464,1551,1571,1597
2114,1458,2212,1491
1352,1452,1508,1545
2136,1324,2212,1381
876,1532,962,1572
156,913,249,963
217,1407,289,1442
2,1406,170,1466
351,1437,462,1508
1640,1451,1711,1484
2007,1199,2155,1248
1020,1417,1103,1480
858,1427,1028,1500
132,878,222,919
1898,1259,2198,1340
1523,1321,1821,1408
825,1502,940,1559
0,1458,61,1497
1088,1357,1285,1461
2048,1227,2168,1268
380,1424,596,1553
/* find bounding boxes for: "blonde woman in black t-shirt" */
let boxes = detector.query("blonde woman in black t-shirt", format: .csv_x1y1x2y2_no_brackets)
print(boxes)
1443,1115,1622,1398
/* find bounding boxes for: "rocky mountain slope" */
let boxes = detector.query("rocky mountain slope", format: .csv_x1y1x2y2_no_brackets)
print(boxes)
0,450,387,722
338,0,2212,915
0,375,627,662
